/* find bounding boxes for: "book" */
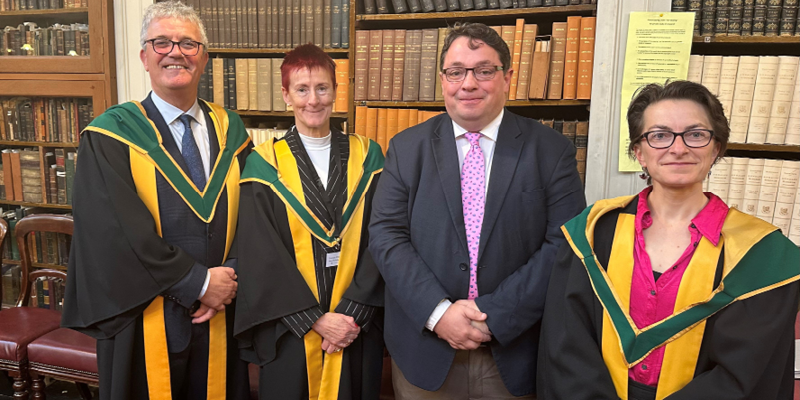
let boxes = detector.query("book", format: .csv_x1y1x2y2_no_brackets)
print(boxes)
324,0,331,47
528,39,551,100
729,56,760,142
55,148,66,204
272,58,286,111
376,108,388,153
367,30,383,101
235,58,249,110
354,31,369,101
459,0,474,11
248,58,258,111
355,106,367,137
397,108,410,133
10,150,22,201
363,0,377,13
379,30,395,101
213,58,225,106
562,16,581,100
434,27,447,102
365,107,378,142
765,56,799,144
742,157,765,216
786,59,800,145
386,108,398,151
508,19,524,101
65,151,75,205
334,59,349,113
718,56,740,119
575,121,588,184
403,30,423,102
746,56,779,143
701,55,723,96
727,156,749,211
341,0,349,48
576,17,596,100
2,151,15,201
20,149,41,203
418,29,439,102
257,58,272,111
756,159,782,221
392,30,407,102
547,22,568,100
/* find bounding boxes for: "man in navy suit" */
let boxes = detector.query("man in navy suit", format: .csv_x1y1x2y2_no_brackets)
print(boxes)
369,22,586,399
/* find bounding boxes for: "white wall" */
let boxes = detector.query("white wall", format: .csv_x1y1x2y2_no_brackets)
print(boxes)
584,0,672,203
114,0,152,103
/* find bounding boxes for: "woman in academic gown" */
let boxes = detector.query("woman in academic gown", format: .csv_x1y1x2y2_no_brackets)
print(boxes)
233,44,385,400
537,80,800,400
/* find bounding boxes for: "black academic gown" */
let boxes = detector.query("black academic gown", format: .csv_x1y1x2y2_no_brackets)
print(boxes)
61,100,251,400
234,131,385,400
537,198,799,400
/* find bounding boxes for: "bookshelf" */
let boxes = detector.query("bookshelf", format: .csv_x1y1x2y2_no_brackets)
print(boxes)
0,0,116,307
355,4,595,20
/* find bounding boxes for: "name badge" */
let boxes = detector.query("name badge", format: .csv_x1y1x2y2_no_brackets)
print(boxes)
326,252,341,268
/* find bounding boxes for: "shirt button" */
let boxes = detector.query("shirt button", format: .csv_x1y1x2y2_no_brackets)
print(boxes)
641,364,648,370
650,290,656,296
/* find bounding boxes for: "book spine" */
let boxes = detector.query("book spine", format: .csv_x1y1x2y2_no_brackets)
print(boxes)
363,0,377,13
331,0,341,47
402,30,422,101
508,19,524,100
354,30,369,101
379,30,395,101
547,22,568,100
418,29,439,102
576,17,596,100
391,29,406,101
458,0,474,10
341,0,349,48
406,0,422,11
367,30,383,100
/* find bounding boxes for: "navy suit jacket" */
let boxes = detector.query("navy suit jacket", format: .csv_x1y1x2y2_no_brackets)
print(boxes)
368,110,586,396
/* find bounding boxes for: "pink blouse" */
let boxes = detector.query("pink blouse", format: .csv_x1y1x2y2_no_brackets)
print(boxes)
628,186,729,387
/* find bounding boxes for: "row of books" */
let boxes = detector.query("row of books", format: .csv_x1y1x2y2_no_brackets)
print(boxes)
181,0,350,49
687,55,799,145
368,0,593,14
1,23,90,57
198,58,350,113
539,119,588,184
247,126,289,145
354,106,445,152
703,157,800,245
0,0,87,11
0,97,92,143
354,17,596,102
672,0,800,37
0,148,76,205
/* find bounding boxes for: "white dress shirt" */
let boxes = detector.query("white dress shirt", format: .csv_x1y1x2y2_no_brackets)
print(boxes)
150,91,213,299
297,130,333,189
425,109,505,331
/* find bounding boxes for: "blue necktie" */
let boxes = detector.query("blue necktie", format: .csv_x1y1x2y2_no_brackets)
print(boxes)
178,114,206,191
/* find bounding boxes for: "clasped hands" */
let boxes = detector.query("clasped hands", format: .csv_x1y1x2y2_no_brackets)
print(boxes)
433,299,492,350
313,312,361,354
192,266,238,324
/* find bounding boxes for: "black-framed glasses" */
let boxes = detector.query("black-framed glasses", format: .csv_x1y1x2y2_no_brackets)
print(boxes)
441,65,504,82
146,38,203,56
643,129,715,149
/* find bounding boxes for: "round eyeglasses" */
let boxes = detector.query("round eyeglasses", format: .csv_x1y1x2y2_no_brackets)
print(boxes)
146,38,204,56
643,129,714,149
441,66,504,82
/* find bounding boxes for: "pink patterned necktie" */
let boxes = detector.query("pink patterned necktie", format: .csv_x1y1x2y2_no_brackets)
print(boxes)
461,132,485,300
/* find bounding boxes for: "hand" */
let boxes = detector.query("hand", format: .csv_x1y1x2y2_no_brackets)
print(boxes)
433,302,491,350
321,338,342,354
311,313,360,348
191,303,218,324
455,299,492,338
199,267,237,311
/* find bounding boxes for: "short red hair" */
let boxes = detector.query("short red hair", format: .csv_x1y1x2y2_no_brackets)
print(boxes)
280,44,337,91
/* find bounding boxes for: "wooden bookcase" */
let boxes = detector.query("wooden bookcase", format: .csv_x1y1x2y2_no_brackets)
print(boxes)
0,0,117,305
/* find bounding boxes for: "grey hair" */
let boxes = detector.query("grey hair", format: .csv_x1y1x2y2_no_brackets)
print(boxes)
140,1,208,51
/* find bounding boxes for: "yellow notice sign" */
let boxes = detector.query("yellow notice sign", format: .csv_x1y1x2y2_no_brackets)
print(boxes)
618,12,694,172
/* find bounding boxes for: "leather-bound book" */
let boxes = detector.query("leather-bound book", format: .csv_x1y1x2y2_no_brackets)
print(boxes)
434,27,447,101
528,39,551,99
248,58,258,110
334,59,349,113
271,58,287,111
403,30,423,101
341,0,349,48
376,0,391,13
363,0,377,13
418,28,439,101
314,0,323,46
508,19,524,100
324,0,331,47
447,0,460,11
576,17,596,100
331,0,341,46
379,30,395,101
433,0,448,10
367,30,383,100
235,58,249,110
257,58,272,111
421,0,436,12
562,16,581,99
515,24,538,101
392,30,407,101
366,107,378,142
354,30,370,101
355,106,367,137
547,22,568,100
213,58,225,106
407,0,422,12
459,0,474,10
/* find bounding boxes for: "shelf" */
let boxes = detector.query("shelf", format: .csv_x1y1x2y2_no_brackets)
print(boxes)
0,7,88,17
0,141,78,148
0,199,72,210
692,36,800,44
235,110,349,118
209,48,350,55
357,99,590,107
1,259,66,271
356,4,596,21
726,143,800,153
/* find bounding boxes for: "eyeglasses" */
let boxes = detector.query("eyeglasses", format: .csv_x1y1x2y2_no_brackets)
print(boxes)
146,38,203,56
643,129,715,149
441,66,503,82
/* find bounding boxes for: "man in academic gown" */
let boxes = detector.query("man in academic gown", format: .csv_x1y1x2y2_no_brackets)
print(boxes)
61,2,250,399
537,195,800,399
234,127,385,400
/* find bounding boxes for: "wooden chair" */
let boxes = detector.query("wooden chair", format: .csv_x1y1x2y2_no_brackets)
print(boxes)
0,216,63,400
13,214,98,400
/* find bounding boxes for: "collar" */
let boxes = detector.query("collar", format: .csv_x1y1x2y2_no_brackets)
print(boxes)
452,109,503,142
150,91,202,126
635,186,729,246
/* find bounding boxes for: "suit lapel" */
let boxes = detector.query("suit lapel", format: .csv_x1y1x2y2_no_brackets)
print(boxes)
431,115,468,255
478,110,523,261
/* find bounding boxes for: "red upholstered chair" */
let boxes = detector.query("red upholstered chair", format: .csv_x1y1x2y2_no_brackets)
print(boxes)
0,216,63,400
13,214,98,400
